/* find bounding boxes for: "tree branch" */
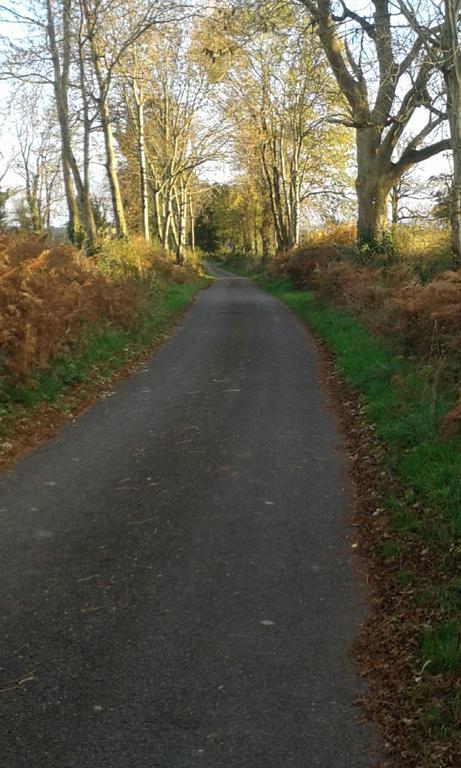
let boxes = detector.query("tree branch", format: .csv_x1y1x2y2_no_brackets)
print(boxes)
298,0,368,120
393,138,451,175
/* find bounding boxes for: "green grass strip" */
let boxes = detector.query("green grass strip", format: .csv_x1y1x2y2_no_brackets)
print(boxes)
258,277,461,541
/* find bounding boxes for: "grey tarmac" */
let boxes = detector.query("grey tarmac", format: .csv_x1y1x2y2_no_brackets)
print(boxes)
0,265,376,767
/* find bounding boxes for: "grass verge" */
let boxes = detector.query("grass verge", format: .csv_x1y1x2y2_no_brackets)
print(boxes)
257,275,461,767
0,279,208,469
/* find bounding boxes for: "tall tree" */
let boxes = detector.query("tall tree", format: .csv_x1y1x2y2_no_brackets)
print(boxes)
127,51,151,241
13,89,62,234
400,0,461,260
0,0,192,244
79,0,195,240
46,0,97,245
0,0,98,245
297,0,450,244
213,7,353,251
117,26,225,260
441,1,461,260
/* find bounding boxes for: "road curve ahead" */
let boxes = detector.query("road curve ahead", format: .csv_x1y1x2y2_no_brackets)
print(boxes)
0,265,375,768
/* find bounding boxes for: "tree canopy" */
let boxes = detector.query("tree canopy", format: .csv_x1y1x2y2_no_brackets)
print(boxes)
0,0,457,257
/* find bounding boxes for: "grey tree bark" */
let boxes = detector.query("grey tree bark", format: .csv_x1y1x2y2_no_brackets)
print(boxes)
300,0,450,244
441,0,461,261
89,48,128,238
135,88,150,242
46,0,97,247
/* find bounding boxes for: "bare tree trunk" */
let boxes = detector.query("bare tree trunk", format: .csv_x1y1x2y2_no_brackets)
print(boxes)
62,151,80,240
162,214,171,249
356,183,390,243
390,184,399,225
133,82,150,241
161,189,173,249
82,0,127,239
260,127,300,252
443,0,461,262
146,156,163,241
278,134,293,244
27,175,42,234
260,229,271,261
153,186,162,241
138,102,150,242
261,144,290,251
47,0,97,248
77,13,98,247
450,111,461,262
253,224,259,256
175,182,187,264
98,91,128,238
355,127,391,243
291,171,300,247
189,195,195,251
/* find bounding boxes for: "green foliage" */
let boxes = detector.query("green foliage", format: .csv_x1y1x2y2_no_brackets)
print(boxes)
418,702,449,737
195,185,235,254
357,230,397,266
421,622,461,673
66,220,86,249
196,183,266,258
380,540,403,560
397,570,414,586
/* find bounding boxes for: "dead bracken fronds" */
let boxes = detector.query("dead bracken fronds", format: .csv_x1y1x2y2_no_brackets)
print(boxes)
271,225,461,359
271,223,461,440
268,223,357,288
0,235,194,377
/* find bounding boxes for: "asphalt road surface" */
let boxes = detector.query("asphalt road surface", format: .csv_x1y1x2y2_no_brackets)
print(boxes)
0,265,375,767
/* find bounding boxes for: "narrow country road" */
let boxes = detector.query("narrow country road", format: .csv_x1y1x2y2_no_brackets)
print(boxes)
0,266,375,767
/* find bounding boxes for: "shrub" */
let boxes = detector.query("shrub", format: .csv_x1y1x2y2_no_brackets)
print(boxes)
99,237,201,285
0,234,202,386
271,223,461,357
392,224,452,281
0,235,142,379
358,230,397,266
393,271,461,353
271,223,461,435
268,223,357,288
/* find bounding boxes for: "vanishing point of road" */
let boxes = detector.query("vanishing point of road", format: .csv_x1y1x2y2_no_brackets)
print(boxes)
0,265,375,767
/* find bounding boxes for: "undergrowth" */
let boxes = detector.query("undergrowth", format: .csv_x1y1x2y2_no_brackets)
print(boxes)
0,233,206,453
267,223,461,433
0,282,201,413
